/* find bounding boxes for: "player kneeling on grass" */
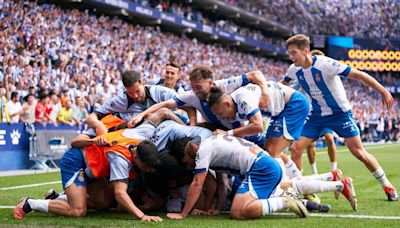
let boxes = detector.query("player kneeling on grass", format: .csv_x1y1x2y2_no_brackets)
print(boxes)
12,109,186,222
166,135,309,220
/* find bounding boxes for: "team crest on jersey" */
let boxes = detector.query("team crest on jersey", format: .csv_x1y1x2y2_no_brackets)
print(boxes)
314,73,321,82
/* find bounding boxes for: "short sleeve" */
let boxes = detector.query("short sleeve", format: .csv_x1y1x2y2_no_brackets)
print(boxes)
94,92,127,115
236,86,261,120
172,90,196,107
150,86,177,103
214,75,247,94
283,64,297,83
322,56,351,77
194,144,212,174
107,152,130,182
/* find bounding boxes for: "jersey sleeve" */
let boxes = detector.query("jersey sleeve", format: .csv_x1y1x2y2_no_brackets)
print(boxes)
122,121,156,141
194,143,212,174
236,86,261,120
151,86,177,103
94,92,127,115
283,64,297,83
172,90,195,107
107,152,130,182
323,56,351,77
214,74,249,94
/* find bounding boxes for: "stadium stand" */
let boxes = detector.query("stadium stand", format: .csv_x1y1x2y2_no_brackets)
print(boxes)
0,0,399,170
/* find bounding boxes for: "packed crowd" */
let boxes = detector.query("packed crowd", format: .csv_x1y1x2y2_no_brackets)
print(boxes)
0,1,399,142
223,0,400,39
136,0,287,47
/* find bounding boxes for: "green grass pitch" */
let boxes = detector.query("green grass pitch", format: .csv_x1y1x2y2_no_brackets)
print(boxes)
1,143,400,227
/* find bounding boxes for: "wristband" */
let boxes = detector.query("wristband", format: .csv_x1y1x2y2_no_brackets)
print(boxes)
227,130,234,136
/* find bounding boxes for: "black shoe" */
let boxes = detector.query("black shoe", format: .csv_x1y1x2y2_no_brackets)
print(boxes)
44,189,59,200
305,200,331,213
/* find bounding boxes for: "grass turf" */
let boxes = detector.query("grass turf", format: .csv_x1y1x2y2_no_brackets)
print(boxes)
1,143,400,227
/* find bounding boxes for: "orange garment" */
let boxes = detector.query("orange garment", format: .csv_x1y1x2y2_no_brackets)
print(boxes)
85,115,140,179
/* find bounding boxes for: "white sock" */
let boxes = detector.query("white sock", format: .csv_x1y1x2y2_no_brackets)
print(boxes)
310,163,318,175
56,194,68,202
285,160,302,179
274,158,288,181
261,197,285,215
373,167,391,187
303,172,333,181
291,180,343,194
331,162,337,170
27,199,49,213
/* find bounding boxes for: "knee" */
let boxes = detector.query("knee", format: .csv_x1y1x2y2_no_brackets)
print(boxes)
70,208,87,217
290,144,302,158
230,200,261,220
229,208,244,220
325,137,334,146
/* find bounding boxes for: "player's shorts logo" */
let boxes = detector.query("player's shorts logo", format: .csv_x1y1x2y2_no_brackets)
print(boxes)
77,171,86,182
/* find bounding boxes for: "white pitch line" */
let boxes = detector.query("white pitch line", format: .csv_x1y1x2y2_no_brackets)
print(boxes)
0,206,398,220
305,143,400,157
272,212,400,220
0,181,61,190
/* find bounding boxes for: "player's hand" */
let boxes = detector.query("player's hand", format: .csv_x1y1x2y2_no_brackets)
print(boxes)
213,129,227,135
127,115,143,128
207,209,220,216
93,136,108,146
191,209,207,215
140,215,163,222
381,90,394,109
166,213,186,219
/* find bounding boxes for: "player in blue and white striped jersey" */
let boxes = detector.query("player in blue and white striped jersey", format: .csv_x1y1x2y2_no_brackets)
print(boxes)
281,34,397,201
84,70,178,137
127,65,270,129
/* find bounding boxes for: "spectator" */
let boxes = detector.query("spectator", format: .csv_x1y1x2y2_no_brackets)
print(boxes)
57,98,76,126
19,94,36,123
35,93,55,125
7,91,22,123
0,87,10,123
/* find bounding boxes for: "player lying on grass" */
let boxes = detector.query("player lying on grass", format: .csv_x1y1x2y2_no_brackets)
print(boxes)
13,108,184,222
166,135,357,220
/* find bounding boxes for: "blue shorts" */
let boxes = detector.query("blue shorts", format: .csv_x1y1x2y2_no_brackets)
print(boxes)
236,152,282,199
60,148,87,189
266,92,309,141
320,128,333,136
302,111,359,140
245,132,267,148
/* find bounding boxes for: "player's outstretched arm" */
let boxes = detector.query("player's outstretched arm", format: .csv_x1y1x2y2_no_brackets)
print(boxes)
127,100,177,128
86,113,108,135
348,69,394,109
246,71,271,107
167,171,208,219
71,134,107,148
146,108,185,126
113,181,162,222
